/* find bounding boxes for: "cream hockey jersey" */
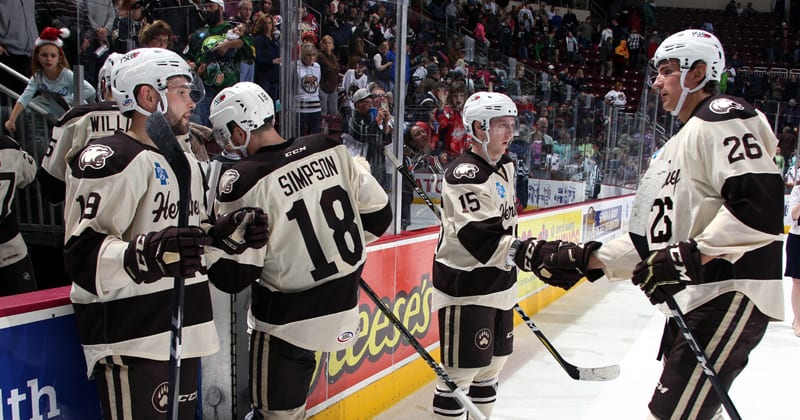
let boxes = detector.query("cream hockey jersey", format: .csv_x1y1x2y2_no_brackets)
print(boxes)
210,134,392,352
596,95,785,320
40,101,129,203
65,132,218,376
0,136,37,268
433,150,519,312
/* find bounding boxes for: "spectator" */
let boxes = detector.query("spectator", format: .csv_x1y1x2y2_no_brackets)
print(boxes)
340,58,371,119
253,13,280,101
373,40,394,92
317,35,340,117
0,134,37,296
296,43,322,135
344,88,392,186
185,0,255,126
786,183,800,336
35,0,93,67
229,2,255,83
628,28,645,69
4,27,96,134
605,81,628,110
565,31,581,64
418,64,441,104
370,83,394,134
0,0,38,94
613,39,629,76
599,36,614,77
508,124,532,210
112,0,148,53
530,117,554,177
401,122,438,230
138,20,172,49
578,16,595,49
777,125,797,164
434,81,468,160
229,0,254,28
776,146,787,173
153,0,203,54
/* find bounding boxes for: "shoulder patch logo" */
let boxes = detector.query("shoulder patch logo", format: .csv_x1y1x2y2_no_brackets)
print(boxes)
219,169,240,194
709,98,744,114
78,144,114,170
153,162,169,185
453,163,479,179
495,181,506,198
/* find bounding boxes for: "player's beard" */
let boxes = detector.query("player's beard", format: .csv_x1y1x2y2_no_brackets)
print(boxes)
167,109,190,136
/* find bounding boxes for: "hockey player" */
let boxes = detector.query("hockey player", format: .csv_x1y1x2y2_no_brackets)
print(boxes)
0,134,37,296
546,30,785,419
207,82,392,420
64,48,268,419
431,91,594,419
39,52,128,204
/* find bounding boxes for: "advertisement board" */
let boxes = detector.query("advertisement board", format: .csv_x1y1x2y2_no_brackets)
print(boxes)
0,306,101,420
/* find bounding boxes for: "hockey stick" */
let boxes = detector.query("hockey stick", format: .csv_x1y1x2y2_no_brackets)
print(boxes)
384,149,620,381
146,111,192,420
628,161,742,420
358,278,486,420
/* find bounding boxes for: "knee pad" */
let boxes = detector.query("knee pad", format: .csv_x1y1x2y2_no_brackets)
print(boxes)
433,366,479,419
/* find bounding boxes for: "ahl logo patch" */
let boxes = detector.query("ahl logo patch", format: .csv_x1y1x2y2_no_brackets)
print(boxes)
495,181,506,198
709,98,744,114
453,163,479,179
474,328,493,350
218,169,240,194
78,144,114,170
154,162,169,185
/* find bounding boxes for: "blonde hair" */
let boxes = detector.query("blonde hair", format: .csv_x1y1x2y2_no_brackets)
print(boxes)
301,43,318,57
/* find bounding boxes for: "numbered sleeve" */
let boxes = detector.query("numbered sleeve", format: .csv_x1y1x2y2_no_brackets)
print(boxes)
691,114,784,262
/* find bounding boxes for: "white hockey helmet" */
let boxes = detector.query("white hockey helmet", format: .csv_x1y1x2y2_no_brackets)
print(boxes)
209,82,275,157
97,52,122,100
463,91,518,159
652,29,725,115
111,48,203,117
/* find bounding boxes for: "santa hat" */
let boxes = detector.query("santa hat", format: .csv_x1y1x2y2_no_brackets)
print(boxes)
35,27,70,48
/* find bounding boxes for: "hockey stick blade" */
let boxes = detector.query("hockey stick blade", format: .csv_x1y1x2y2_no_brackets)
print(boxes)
384,149,619,381
513,305,620,381
145,111,191,420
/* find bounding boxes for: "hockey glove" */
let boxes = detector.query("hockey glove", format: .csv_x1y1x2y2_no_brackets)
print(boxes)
631,240,703,305
512,239,585,290
544,241,605,282
209,207,269,255
124,226,212,284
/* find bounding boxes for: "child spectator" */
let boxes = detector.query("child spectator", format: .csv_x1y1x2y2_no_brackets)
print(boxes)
4,27,95,135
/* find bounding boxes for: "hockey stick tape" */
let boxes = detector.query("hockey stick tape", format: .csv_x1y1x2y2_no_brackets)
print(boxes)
162,251,181,265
